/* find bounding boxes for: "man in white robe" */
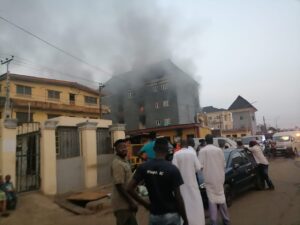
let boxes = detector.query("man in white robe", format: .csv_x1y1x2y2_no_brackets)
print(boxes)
199,134,230,225
172,138,205,225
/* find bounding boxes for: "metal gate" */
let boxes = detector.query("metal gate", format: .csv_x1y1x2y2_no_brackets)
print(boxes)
56,127,84,194
16,122,41,192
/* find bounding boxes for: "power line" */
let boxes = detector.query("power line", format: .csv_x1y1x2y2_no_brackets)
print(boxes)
0,54,100,87
0,15,111,76
12,58,98,86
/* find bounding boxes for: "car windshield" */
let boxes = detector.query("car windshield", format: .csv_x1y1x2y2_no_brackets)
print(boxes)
273,136,290,142
241,137,255,145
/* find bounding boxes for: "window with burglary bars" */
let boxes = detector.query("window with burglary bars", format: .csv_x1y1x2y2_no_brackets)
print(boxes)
97,128,112,154
56,127,80,159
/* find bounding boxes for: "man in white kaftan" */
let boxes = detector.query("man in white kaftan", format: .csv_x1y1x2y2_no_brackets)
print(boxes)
199,134,230,225
172,139,205,225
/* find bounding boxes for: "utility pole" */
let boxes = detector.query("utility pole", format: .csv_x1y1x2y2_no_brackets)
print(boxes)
98,83,105,119
1,56,14,119
263,116,267,132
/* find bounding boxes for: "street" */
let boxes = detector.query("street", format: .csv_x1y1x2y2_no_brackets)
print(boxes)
1,157,300,225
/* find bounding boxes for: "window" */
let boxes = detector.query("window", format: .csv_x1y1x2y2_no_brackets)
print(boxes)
128,89,133,98
85,96,97,105
224,115,227,121
16,85,32,96
0,85,2,93
155,102,159,109
162,100,169,107
164,118,171,126
231,152,245,166
139,115,146,125
155,120,161,126
69,93,75,105
153,85,158,92
241,134,246,137
16,112,33,124
48,90,60,100
161,83,167,90
240,116,243,120
252,115,255,121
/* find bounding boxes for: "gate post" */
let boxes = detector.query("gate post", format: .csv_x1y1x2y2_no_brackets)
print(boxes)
40,120,58,195
77,121,98,189
0,119,17,185
109,124,126,146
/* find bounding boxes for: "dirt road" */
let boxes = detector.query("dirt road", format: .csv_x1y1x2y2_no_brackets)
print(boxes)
1,157,300,225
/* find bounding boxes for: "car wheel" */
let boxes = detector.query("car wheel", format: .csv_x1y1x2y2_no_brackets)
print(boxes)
224,184,233,207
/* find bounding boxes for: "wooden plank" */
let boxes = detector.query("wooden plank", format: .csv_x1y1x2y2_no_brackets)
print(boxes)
54,198,94,215
66,191,109,201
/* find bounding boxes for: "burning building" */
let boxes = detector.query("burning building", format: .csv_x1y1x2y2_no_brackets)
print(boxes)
103,60,200,131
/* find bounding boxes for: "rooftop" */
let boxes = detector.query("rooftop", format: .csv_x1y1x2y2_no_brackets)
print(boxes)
0,73,100,96
228,95,257,111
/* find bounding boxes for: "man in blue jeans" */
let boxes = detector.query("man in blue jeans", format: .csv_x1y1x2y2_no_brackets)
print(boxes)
127,138,188,225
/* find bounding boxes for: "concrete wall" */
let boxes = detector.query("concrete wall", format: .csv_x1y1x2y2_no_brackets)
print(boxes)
0,119,17,185
232,110,257,135
0,115,123,195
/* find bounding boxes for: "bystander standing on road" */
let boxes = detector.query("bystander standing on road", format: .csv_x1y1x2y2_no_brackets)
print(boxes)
196,139,206,156
138,132,156,161
127,137,189,225
172,138,205,225
111,139,138,225
249,140,275,190
199,134,230,225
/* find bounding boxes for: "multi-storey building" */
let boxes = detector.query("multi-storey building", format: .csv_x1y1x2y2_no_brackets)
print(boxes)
228,95,257,135
202,106,233,131
103,60,200,131
0,73,108,123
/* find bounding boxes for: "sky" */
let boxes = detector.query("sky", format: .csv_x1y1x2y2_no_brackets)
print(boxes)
0,0,299,129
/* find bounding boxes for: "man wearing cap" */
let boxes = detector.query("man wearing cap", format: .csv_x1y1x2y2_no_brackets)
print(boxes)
127,137,189,225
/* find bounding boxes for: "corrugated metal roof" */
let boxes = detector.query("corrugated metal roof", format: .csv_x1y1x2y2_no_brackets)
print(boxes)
202,106,227,113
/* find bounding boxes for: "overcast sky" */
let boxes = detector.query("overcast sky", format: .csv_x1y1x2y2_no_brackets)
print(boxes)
0,0,299,129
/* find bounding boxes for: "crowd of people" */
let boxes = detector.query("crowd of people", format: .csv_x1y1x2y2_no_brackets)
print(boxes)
111,132,275,225
0,174,17,217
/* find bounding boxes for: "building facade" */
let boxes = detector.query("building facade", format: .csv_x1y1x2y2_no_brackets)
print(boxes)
103,60,200,131
0,73,109,123
202,106,233,131
228,95,257,135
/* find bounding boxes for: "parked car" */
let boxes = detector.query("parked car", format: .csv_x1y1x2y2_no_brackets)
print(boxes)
198,148,264,208
241,135,266,152
272,131,300,157
194,137,237,150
